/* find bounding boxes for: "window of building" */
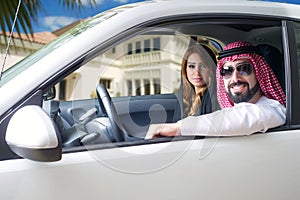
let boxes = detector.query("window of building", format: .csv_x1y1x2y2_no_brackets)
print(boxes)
127,80,132,96
153,37,161,51
144,39,151,52
153,78,161,94
100,79,112,89
135,79,141,96
144,79,150,95
127,43,133,55
135,41,141,54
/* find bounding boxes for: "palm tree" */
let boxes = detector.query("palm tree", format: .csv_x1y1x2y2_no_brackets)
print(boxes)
0,0,97,46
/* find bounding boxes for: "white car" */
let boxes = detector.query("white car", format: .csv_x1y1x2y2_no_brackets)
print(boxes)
1,0,300,199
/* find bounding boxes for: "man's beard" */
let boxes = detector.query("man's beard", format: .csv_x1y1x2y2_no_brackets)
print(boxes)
227,81,260,103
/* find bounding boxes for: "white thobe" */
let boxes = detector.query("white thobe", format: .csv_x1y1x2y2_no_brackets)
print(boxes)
178,96,286,136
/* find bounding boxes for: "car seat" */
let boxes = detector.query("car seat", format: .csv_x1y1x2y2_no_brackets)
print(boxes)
257,44,285,91
43,100,100,146
42,100,71,133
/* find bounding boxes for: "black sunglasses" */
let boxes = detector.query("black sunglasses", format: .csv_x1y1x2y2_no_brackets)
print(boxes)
220,63,254,79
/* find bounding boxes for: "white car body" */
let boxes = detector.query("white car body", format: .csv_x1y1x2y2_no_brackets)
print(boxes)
0,0,300,199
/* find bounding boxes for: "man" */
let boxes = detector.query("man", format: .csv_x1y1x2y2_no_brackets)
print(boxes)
145,41,286,139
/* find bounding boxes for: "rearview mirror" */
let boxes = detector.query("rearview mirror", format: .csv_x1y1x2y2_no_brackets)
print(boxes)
6,105,62,162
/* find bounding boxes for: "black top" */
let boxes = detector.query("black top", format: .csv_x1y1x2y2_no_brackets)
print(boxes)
194,89,220,116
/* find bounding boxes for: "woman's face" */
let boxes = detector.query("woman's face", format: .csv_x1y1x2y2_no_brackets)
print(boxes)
186,52,211,93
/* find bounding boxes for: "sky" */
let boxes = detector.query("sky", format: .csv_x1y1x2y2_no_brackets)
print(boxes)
29,0,300,33
33,0,145,33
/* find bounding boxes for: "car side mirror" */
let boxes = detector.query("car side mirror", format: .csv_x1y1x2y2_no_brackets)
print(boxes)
5,105,62,162
43,86,56,101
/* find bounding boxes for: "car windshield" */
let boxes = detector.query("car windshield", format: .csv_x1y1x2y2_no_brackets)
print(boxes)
0,6,128,87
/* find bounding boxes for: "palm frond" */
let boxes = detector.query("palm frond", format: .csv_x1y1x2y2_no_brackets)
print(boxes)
0,0,97,48
58,0,98,12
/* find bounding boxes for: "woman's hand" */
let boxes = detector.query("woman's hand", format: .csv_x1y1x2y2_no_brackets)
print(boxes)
145,123,181,139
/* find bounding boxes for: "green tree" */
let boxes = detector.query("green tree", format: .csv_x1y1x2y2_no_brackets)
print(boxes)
0,0,97,46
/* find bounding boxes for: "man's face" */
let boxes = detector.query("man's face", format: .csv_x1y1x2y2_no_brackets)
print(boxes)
221,58,259,103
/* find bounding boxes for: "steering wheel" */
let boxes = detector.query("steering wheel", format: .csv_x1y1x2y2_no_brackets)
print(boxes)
96,84,127,142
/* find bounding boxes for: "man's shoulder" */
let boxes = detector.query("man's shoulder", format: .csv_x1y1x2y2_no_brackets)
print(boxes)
257,95,282,106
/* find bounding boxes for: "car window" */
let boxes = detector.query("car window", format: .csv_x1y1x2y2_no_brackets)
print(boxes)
0,10,122,88
289,21,300,125
56,29,189,101
55,20,285,102
294,22,300,89
43,18,285,150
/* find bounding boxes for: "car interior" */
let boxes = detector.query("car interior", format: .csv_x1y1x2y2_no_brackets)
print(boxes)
42,17,286,150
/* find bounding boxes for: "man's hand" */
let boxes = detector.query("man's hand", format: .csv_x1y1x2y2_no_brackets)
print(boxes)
145,123,181,139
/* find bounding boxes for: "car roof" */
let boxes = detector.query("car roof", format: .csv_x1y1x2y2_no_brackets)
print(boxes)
114,0,300,20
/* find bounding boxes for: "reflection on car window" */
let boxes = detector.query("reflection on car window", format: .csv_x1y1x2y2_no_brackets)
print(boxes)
0,9,124,88
56,29,190,101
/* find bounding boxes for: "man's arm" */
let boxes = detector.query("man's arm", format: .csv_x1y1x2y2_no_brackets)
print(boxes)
179,98,286,136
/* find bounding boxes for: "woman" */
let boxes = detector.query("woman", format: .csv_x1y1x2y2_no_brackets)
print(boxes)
182,44,219,117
